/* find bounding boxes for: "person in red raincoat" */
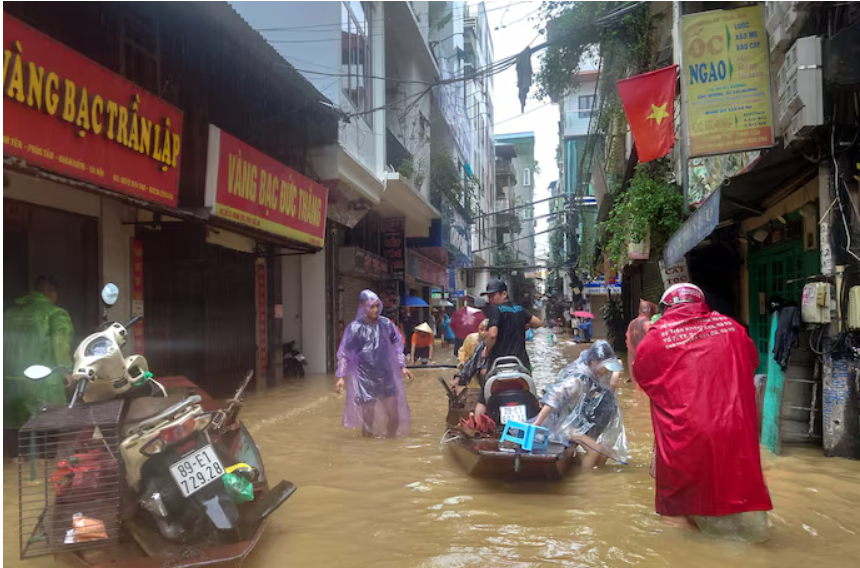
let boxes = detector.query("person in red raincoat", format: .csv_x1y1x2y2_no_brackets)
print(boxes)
625,299,657,384
632,283,772,542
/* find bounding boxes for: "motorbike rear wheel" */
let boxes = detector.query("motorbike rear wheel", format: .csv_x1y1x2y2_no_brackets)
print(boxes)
283,359,305,379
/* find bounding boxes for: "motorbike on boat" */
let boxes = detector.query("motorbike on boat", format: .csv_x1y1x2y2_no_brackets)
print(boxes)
17,284,295,568
440,356,579,481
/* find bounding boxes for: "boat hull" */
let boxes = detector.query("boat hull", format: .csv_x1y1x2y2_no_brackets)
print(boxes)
447,437,578,481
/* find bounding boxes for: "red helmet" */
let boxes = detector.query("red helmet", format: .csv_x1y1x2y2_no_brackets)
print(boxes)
660,283,705,308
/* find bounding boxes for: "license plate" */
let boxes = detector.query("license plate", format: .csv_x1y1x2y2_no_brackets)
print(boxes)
499,404,527,424
169,445,225,498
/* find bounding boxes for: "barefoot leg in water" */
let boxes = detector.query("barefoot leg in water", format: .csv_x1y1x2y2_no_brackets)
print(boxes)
382,396,400,438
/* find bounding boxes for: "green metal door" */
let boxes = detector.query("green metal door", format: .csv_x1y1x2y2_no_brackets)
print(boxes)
748,238,820,373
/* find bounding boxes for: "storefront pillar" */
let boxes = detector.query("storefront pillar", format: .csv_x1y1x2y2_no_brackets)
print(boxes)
302,251,328,375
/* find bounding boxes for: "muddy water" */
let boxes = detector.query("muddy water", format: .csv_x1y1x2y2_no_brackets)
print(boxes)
4,331,860,567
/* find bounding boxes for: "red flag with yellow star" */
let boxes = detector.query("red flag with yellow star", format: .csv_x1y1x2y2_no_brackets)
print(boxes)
616,65,678,163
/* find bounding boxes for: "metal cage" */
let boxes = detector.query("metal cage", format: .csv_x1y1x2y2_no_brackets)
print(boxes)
17,399,125,559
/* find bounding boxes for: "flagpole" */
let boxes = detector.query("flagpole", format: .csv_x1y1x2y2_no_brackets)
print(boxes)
674,0,690,212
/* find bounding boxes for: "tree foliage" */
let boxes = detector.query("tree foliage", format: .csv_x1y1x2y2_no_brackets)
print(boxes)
601,159,684,267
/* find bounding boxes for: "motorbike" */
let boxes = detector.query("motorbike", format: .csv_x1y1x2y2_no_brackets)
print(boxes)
441,356,579,481
282,340,307,378
19,283,295,567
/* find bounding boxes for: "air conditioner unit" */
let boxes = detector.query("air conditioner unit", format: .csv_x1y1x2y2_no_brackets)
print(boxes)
849,286,860,331
778,37,823,142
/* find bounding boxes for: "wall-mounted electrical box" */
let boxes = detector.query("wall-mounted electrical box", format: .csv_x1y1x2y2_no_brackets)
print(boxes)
849,286,860,331
801,282,831,324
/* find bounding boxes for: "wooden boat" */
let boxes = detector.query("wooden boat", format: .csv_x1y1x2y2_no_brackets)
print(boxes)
440,378,579,481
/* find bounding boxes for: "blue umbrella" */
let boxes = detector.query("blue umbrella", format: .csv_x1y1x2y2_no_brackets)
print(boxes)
401,295,429,308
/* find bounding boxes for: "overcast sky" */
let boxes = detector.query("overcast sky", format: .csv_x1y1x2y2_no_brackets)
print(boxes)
481,0,559,263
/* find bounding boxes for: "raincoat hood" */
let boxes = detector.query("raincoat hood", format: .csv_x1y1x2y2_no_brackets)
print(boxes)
355,290,382,322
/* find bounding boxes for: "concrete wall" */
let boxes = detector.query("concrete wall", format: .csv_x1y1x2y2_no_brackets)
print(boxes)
231,1,385,179
562,77,599,137
301,250,327,375
281,255,303,349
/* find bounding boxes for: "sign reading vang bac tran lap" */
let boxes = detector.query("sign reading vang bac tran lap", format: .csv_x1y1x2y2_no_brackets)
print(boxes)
205,125,328,248
682,5,774,157
3,14,183,207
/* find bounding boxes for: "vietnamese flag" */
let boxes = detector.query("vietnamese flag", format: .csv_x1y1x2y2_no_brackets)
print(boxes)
616,65,678,163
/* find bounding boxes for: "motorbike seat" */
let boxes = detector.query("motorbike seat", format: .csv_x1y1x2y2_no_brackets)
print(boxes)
123,394,186,436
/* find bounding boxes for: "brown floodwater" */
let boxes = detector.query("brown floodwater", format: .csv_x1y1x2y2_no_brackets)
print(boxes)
4,332,860,567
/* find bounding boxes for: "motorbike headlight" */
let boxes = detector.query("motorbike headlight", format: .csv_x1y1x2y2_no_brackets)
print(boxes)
84,337,116,357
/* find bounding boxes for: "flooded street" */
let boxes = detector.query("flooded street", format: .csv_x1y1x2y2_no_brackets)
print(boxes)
4,332,860,568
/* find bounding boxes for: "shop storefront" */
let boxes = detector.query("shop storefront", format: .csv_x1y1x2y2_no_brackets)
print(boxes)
3,13,184,350
138,124,328,396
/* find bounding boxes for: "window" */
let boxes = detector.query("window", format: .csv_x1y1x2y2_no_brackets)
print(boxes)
342,2,373,120
523,167,531,186
578,95,595,119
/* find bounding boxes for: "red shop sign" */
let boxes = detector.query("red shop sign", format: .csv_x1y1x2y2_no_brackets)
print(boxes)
3,14,183,207
205,125,328,247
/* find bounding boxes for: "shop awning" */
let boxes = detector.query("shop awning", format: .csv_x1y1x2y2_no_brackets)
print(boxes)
719,144,817,223
663,143,817,264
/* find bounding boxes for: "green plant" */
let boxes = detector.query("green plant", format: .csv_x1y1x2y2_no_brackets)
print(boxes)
397,159,415,179
430,146,478,217
601,159,684,267
493,246,518,267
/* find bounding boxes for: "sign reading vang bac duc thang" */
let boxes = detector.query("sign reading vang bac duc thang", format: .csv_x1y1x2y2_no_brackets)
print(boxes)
204,125,328,248
3,14,183,207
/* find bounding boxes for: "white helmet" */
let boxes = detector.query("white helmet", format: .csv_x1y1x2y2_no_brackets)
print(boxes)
659,283,705,307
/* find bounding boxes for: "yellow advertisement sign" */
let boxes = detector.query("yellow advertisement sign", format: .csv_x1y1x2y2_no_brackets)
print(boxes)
682,5,774,157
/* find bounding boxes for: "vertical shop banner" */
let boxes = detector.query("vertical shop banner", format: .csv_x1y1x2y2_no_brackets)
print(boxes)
255,260,268,384
682,5,773,156
131,239,145,353
205,125,328,247
3,14,183,207
380,217,406,279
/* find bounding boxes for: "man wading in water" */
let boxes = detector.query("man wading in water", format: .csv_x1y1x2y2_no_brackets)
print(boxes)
335,290,413,438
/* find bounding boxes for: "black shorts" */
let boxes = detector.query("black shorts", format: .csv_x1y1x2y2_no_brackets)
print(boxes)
413,346,430,360
584,393,618,439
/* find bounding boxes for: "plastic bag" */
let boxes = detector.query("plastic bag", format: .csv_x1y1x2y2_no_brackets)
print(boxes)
64,513,107,543
222,473,254,504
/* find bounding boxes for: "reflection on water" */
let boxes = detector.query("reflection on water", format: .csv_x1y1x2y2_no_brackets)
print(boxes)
4,330,860,567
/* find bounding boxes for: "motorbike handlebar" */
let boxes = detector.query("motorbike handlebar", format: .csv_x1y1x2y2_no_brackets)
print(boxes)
125,315,143,329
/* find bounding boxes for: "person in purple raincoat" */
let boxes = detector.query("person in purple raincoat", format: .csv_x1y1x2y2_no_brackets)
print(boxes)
335,290,413,438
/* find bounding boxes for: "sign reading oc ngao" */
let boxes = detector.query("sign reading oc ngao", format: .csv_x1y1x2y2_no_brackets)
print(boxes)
204,125,328,248
3,14,183,207
682,5,774,157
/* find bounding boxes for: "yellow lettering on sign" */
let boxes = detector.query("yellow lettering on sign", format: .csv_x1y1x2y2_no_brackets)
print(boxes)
75,87,90,130
61,79,76,122
151,124,162,160
160,126,171,165
26,62,44,109
91,95,104,135
117,106,129,146
6,53,25,103
128,110,139,151
139,117,152,156
228,153,238,195
105,99,118,140
4,38,182,172
171,133,181,167
3,50,11,85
